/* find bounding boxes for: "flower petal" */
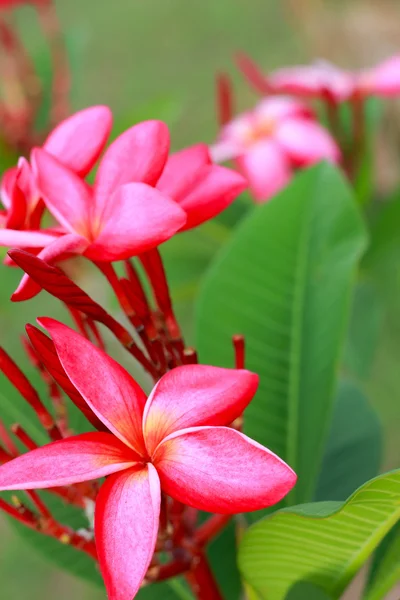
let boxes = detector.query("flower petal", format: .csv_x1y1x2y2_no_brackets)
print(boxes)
0,229,58,248
11,234,89,302
38,318,147,454
43,105,113,177
237,140,292,202
254,96,314,121
94,120,170,214
86,182,186,262
0,432,137,490
95,464,161,600
143,365,258,455
358,54,400,97
32,148,92,236
154,426,296,513
275,118,340,166
156,143,210,199
175,164,247,231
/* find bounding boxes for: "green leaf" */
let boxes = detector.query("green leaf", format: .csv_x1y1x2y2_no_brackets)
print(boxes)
284,582,333,600
238,470,400,600
196,163,367,506
314,380,382,502
343,280,384,380
365,522,400,600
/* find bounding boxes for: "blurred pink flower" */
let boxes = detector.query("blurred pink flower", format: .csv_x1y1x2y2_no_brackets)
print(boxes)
211,96,340,202
237,53,400,103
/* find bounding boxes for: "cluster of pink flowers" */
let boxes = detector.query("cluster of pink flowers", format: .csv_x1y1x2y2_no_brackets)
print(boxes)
211,52,400,202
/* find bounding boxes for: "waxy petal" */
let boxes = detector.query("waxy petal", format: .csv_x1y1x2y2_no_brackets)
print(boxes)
237,140,291,202
0,166,17,209
32,148,92,236
358,55,400,97
275,118,340,166
95,464,161,600
154,426,296,513
39,318,147,454
44,105,113,177
94,120,170,214
143,365,258,455
254,96,314,121
156,144,210,201
0,229,58,248
0,432,137,490
11,234,89,302
176,165,247,231
86,183,186,262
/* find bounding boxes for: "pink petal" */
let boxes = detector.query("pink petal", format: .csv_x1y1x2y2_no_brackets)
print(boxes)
156,143,210,199
175,164,247,231
32,148,92,237
275,118,340,166
154,426,297,513
95,464,161,600
209,140,243,163
11,233,89,302
237,140,292,202
0,432,138,490
268,63,354,102
44,105,113,177
94,120,170,214
0,229,58,248
143,365,258,455
38,318,148,455
254,96,314,121
358,54,400,97
86,182,186,262
0,167,17,209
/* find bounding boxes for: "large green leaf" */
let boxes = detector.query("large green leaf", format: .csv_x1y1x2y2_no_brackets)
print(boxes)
314,380,382,502
365,522,400,600
196,163,367,505
238,470,400,600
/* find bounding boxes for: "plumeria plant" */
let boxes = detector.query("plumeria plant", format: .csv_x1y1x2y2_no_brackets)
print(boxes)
1,12,400,600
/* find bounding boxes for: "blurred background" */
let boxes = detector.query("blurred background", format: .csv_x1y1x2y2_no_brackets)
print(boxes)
1,0,400,597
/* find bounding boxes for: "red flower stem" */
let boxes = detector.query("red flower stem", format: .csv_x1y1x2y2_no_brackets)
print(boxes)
140,249,184,345
24,490,52,519
182,347,198,365
0,445,12,463
0,418,18,456
0,497,34,527
21,335,68,434
146,555,192,582
0,347,62,441
194,514,232,546
235,52,272,95
11,424,38,451
185,552,224,600
184,507,199,533
37,0,71,125
216,72,234,127
349,92,366,182
123,259,152,319
86,318,106,351
232,334,245,369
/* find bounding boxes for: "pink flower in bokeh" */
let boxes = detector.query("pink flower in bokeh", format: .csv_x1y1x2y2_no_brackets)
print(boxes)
211,96,340,202
237,53,400,103
0,318,296,600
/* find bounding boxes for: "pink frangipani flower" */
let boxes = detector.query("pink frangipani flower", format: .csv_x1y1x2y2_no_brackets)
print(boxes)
237,52,400,103
0,105,113,253
211,96,340,202
0,318,296,600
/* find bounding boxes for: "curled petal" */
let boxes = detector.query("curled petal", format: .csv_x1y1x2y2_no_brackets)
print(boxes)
143,365,258,455
0,433,138,490
95,464,161,600
44,105,113,177
237,140,292,202
94,120,170,214
32,148,92,236
0,229,58,249
86,183,186,261
275,118,340,166
154,426,297,513
176,164,247,230
11,234,89,302
38,318,147,454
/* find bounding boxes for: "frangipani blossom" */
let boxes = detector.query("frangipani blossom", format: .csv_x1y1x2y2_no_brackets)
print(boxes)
0,105,113,254
0,318,296,600
211,96,340,202
237,52,400,103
